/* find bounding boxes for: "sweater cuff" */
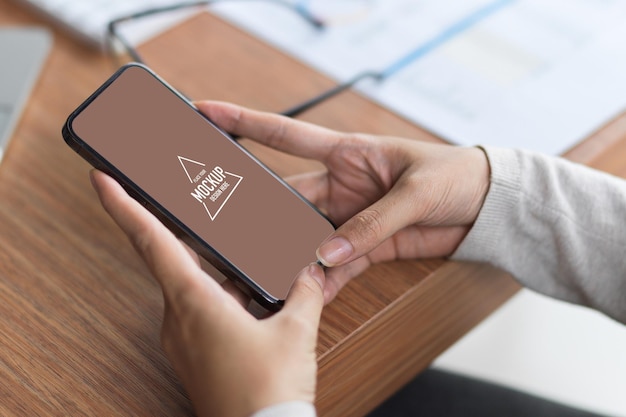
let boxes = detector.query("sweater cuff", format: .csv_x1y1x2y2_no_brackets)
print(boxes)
250,401,316,417
451,146,521,262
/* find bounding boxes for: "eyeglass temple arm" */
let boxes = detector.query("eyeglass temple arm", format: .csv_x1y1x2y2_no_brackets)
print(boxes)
280,71,383,118
231,72,382,140
106,1,216,62
105,0,324,62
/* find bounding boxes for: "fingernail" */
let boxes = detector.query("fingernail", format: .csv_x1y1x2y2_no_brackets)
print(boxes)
316,236,353,267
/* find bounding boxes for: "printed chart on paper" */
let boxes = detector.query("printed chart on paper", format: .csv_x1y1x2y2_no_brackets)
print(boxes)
212,0,626,155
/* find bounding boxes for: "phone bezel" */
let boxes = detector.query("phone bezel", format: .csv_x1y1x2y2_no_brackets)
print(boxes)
62,63,334,311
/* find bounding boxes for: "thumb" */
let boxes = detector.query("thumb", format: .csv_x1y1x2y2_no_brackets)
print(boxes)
316,185,417,267
280,263,325,328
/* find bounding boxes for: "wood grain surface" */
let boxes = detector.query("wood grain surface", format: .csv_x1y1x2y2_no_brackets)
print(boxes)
1,1,624,416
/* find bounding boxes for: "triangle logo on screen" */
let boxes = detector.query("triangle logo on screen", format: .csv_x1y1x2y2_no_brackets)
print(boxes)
178,156,243,221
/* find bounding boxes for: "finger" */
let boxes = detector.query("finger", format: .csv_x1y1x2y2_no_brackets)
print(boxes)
90,170,216,298
221,279,250,309
179,239,201,267
322,256,370,304
322,225,470,303
195,101,341,162
382,224,472,260
285,171,329,208
279,263,325,328
316,183,419,267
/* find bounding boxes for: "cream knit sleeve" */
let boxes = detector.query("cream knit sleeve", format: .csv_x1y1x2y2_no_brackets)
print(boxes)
452,146,626,324
250,401,316,417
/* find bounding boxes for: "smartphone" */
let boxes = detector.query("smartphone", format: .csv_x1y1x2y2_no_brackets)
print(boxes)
63,64,335,311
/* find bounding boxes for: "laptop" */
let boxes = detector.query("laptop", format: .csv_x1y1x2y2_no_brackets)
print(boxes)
0,26,51,164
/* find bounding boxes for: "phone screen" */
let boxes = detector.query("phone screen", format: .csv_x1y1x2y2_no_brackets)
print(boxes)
65,65,334,308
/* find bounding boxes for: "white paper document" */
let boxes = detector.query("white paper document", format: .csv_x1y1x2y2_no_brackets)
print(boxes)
212,0,626,155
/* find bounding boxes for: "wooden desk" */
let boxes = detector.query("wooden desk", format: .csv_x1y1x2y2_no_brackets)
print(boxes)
2,1,626,416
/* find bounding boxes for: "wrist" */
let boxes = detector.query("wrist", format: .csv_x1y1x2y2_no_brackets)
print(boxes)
466,146,491,224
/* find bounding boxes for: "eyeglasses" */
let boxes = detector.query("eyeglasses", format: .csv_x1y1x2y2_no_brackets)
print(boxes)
106,0,514,118
106,1,325,65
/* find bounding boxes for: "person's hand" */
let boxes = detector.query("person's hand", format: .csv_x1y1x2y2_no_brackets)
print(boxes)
90,170,325,417
196,101,491,303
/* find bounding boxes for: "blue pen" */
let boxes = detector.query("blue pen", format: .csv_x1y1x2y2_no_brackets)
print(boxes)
381,0,515,79
281,0,516,118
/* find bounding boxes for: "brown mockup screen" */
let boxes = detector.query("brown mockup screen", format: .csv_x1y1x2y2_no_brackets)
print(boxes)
69,65,334,302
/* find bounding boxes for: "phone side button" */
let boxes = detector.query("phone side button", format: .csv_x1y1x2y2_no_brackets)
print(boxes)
77,148,105,172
